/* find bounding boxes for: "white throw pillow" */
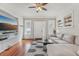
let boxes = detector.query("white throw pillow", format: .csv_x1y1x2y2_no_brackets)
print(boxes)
57,33,64,39
75,36,79,45
48,39,53,43
63,34,75,44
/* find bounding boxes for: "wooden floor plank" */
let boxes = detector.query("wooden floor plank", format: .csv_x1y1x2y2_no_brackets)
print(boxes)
0,40,32,56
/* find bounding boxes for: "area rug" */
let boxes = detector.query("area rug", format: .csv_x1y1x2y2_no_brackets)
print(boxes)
24,40,47,56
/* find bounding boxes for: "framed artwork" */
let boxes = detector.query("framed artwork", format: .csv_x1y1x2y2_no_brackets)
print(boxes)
0,14,18,41
64,14,73,27
0,15,17,31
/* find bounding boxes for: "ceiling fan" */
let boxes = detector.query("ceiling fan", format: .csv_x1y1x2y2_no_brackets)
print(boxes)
28,3,48,13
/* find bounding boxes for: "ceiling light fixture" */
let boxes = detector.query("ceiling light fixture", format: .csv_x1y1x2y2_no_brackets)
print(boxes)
28,3,48,13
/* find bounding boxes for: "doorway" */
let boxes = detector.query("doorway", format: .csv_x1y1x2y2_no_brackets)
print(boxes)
33,20,47,41
23,18,56,41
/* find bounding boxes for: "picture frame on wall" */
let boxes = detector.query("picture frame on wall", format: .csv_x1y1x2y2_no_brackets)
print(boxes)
0,15,18,33
64,13,73,27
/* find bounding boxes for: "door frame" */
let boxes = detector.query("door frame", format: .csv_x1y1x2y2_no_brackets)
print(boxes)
23,19,33,39
47,19,56,38
23,18,56,39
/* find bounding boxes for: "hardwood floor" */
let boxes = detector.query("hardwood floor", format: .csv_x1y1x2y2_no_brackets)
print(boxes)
0,40,32,56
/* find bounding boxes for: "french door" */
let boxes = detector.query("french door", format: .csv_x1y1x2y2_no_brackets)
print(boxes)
33,20,47,41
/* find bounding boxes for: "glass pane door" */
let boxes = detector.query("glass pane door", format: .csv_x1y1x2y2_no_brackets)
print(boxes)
24,20,32,39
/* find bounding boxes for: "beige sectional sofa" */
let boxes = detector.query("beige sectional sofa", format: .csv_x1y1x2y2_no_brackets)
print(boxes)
47,34,79,56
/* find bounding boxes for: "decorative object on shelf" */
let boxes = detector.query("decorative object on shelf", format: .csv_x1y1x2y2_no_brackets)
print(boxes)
28,3,48,13
64,14,73,27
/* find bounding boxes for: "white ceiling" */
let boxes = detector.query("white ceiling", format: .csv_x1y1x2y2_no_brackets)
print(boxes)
0,3,79,18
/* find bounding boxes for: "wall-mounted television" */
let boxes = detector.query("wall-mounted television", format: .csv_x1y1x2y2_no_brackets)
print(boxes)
0,15,17,34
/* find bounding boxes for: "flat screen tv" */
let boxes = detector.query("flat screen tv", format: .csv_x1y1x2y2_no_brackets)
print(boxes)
0,15,17,34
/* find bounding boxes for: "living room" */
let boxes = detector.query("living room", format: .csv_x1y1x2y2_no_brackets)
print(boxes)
0,3,79,56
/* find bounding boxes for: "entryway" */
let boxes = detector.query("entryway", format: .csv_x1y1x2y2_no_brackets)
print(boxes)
23,18,56,41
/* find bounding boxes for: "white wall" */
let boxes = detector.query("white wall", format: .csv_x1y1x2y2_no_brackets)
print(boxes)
56,7,79,36
18,17,23,41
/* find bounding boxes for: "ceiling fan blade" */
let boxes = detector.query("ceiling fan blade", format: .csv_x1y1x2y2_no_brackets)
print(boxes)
35,3,41,6
42,7,47,11
42,3,48,6
28,6,35,8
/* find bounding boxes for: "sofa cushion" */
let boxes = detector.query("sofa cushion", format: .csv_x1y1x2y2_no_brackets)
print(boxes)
56,33,62,38
48,37,58,43
63,34,75,44
48,39,54,43
57,33,64,40
75,36,79,45
49,37,59,40
47,44,77,56
53,39,69,44
49,36,69,44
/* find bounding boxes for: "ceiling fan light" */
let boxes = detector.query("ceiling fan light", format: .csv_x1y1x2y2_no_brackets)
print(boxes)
37,7,42,11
